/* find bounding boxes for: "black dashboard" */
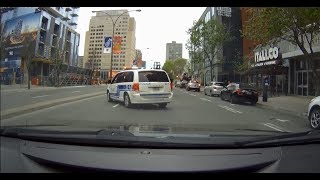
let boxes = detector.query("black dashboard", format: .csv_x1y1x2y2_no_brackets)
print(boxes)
1,136,320,173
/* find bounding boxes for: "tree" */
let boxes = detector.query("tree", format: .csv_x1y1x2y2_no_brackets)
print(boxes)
243,7,320,96
21,33,37,89
173,58,187,76
50,37,65,87
162,60,175,80
186,19,233,82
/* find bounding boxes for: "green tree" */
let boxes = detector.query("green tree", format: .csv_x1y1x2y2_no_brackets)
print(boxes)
162,60,175,80
187,19,233,82
173,58,187,77
21,33,37,89
243,7,320,95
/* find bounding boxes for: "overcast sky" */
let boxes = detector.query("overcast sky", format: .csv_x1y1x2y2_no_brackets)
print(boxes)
76,7,206,68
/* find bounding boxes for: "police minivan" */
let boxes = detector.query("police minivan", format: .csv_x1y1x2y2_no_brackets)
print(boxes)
106,69,173,108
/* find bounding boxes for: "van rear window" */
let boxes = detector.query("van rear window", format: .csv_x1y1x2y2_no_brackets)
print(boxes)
138,71,169,82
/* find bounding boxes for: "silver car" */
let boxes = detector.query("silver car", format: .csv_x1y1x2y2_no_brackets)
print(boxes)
204,82,224,96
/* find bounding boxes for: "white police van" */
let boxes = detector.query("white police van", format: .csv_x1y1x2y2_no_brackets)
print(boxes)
106,69,173,108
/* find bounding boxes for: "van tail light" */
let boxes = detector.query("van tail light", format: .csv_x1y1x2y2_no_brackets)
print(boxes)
133,83,139,92
236,89,243,95
170,82,173,91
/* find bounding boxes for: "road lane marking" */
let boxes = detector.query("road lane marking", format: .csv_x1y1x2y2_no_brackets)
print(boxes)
218,105,243,114
32,95,50,98
190,94,197,96
262,123,290,132
71,91,81,93
113,104,119,108
200,98,211,102
276,118,290,122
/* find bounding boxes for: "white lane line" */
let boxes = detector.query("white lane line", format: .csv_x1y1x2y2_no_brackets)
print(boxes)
276,118,290,122
113,104,119,108
262,123,285,132
218,105,243,114
200,98,211,102
190,94,197,96
32,95,50,98
71,91,81,93
262,123,291,132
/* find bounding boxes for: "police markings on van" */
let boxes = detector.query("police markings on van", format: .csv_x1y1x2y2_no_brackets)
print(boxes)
106,69,173,108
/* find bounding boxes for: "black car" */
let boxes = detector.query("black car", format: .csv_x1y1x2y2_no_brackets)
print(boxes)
220,83,259,105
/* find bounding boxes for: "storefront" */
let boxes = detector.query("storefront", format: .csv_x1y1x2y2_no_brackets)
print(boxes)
250,36,320,97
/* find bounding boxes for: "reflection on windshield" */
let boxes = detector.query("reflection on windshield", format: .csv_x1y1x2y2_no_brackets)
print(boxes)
1,7,319,144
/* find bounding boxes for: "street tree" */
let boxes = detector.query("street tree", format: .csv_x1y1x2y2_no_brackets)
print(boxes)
242,7,320,96
162,60,175,80
21,33,37,89
50,37,65,87
186,19,233,82
173,58,187,77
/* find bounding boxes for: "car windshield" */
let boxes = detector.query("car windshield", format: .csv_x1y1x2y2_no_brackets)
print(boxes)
1,7,320,155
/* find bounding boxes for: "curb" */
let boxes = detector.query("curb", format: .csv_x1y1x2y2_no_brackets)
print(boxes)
0,91,105,120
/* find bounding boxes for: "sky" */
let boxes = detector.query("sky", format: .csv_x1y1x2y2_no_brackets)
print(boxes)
76,7,206,68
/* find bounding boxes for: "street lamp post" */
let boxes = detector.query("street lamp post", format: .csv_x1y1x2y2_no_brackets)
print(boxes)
92,9,141,81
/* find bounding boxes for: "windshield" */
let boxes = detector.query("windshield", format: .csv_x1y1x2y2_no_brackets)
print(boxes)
1,7,319,150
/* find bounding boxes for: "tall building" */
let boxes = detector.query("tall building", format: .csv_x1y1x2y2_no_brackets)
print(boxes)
78,56,83,68
191,7,242,85
1,7,80,85
141,60,146,69
83,10,136,79
135,49,142,68
166,41,182,61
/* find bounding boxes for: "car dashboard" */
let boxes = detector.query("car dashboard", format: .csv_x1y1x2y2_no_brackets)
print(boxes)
1,136,320,173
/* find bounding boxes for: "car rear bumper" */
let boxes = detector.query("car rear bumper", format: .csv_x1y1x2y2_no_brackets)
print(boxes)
234,94,258,102
212,89,221,95
130,92,173,104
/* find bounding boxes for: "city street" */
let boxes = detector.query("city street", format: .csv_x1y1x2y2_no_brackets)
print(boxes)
1,87,311,134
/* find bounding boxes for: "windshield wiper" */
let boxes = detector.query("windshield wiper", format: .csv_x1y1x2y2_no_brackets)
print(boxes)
233,128,289,134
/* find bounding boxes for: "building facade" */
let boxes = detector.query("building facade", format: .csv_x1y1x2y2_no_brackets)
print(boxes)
0,7,80,85
83,10,136,80
135,49,142,68
191,7,243,85
248,34,320,97
166,41,182,61
141,60,146,69
78,55,83,68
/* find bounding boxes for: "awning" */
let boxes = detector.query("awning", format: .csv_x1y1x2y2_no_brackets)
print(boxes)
243,65,288,75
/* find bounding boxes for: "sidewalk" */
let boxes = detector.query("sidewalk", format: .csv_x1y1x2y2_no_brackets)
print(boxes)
256,95,314,120
1,84,58,92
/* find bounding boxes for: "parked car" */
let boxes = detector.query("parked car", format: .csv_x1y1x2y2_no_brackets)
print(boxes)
204,82,225,96
220,83,259,105
175,81,182,87
180,80,188,88
186,80,201,92
308,96,320,129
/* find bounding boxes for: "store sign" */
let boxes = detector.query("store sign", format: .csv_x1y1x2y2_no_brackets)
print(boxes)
252,47,280,67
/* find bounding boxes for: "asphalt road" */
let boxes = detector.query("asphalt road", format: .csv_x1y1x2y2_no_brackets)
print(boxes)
1,86,311,134
1,85,107,111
